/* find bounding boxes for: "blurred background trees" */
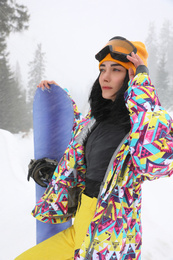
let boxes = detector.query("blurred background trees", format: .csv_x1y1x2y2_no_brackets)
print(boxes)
0,0,30,132
0,1,172,133
146,20,173,110
0,0,46,133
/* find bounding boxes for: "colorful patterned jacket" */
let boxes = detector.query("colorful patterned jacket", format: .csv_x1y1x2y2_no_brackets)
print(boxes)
32,72,173,259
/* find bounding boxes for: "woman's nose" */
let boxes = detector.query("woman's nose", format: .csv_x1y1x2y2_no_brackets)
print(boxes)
103,71,110,82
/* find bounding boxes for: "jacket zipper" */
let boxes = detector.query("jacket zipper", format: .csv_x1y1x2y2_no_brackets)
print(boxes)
84,203,114,259
84,133,129,259
84,208,107,260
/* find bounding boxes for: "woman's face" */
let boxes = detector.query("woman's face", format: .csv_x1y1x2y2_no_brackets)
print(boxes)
99,61,127,101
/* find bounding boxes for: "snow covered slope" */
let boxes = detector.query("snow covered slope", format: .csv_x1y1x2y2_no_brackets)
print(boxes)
0,129,36,260
0,129,173,260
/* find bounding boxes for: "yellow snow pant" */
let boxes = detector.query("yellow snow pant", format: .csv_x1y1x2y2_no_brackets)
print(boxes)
15,193,97,260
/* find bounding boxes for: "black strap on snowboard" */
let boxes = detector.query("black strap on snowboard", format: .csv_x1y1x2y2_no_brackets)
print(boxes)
27,158,58,187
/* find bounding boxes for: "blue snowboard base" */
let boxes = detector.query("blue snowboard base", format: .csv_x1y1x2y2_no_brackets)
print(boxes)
33,84,74,244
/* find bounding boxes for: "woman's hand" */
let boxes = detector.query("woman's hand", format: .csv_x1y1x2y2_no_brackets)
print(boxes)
37,80,59,90
127,52,144,80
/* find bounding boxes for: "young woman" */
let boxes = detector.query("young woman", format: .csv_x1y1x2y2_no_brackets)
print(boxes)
15,36,173,260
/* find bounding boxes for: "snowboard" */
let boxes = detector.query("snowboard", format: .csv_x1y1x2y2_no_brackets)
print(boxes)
33,84,74,244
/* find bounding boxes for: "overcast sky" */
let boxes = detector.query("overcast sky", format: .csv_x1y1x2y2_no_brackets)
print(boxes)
7,0,173,111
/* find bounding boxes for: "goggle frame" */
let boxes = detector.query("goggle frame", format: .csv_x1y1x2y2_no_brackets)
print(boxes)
95,36,137,63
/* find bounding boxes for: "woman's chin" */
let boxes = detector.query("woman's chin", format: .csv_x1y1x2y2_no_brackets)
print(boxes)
102,94,115,101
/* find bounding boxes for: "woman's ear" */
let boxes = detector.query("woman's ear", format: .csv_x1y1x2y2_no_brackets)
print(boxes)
128,68,135,80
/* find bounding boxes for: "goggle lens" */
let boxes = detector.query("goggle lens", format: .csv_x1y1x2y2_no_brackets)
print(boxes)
95,37,137,62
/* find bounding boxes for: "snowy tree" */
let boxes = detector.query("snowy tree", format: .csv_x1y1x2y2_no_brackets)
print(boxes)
158,20,171,69
27,43,46,103
14,62,24,93
0,37,14,129
0,0,29,37
155,55,169,108
146,20,173,110
0,0,29,92
157,20,173,109
0,0,30,132
13,63,32,132
166,25,173,101
145,22,158,84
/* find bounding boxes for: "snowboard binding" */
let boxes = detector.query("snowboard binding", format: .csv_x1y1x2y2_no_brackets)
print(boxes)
28,158,58,187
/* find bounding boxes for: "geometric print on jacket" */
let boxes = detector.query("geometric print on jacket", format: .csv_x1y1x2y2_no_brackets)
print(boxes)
32,72,173,259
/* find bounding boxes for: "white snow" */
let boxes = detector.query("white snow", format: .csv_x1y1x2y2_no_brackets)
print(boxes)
0,129,36,260
0,129,173,260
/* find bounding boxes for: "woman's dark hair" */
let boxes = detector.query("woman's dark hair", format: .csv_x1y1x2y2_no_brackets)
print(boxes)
89,70,131,130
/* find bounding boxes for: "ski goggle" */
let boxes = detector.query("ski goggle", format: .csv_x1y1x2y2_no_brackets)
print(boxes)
95,36,137,63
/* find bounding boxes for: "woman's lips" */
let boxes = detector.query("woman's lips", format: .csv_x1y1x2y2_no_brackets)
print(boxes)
102,86,112,89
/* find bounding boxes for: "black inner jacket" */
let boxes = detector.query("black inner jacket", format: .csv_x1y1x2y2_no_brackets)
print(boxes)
84,118,128,198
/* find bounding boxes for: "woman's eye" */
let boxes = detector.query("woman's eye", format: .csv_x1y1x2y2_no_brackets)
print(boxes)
113,68,120,72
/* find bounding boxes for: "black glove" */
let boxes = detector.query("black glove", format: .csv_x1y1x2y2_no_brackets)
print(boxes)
27,158,58,187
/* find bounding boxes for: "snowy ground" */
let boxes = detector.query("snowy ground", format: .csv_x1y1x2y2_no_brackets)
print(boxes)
0,129,173,260
0,129,36,260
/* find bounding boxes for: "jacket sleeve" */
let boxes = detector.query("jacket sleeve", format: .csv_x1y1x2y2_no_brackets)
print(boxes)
124,72,173,181
31,138,86,223
31,89,89,223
